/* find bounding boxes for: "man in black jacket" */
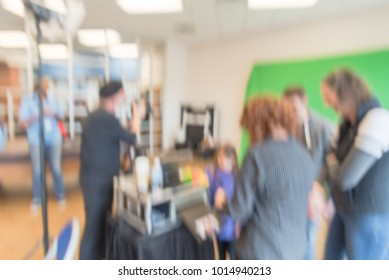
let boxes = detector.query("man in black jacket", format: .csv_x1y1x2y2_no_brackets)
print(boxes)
79,81,142,260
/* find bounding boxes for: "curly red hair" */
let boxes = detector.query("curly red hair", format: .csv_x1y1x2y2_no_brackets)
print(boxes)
240,95,300,144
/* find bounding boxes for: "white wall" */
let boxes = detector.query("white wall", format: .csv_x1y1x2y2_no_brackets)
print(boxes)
162,40,187,150
141,47,164,90
186,7,389,150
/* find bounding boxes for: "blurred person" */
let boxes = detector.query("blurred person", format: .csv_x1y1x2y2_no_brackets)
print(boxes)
0,118,6,190
79,81,143,260
0,119,6,151
206,144,239,260
216,96,315,259
19,79,66,213
282,86,334,260
321,69,389,260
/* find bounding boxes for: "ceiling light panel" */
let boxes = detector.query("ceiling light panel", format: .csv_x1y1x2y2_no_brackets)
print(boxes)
117,0,183,14
0,31,29,48
248,0,319,9
1,0,25,17
109,43,139,58
77,29,121,47
39,44,68,60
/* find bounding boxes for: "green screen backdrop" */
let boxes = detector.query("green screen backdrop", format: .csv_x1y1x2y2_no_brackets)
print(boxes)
240,48,389,162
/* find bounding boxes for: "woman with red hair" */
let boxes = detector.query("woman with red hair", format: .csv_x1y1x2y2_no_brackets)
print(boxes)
217,96,315,259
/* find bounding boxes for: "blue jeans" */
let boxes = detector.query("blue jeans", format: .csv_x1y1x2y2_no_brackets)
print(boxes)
305,219,319,260
217,240,235,260
29,144,65,202
325,211,389,260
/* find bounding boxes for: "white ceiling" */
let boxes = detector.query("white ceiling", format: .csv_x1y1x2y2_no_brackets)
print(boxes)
1,0,389,48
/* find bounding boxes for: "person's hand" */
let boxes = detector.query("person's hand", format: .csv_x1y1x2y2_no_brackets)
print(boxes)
205,219,214,238
235,222,241,239
137,99,147,120
322,199,336,222
307,181,326,223
214,188,227,210
203,215,218,239
131,102,141,134
24,115,39,127
326,153,338,167
44,107,53,117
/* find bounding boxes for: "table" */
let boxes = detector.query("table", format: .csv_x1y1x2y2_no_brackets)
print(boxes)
105,216,215,260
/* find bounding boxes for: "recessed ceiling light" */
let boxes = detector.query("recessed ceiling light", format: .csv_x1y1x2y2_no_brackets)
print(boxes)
248,0,318,9
1,0,25,17
39,44,68,60
77,29,121,47
0,31,29,48
117,0,183,14
109,43,139,58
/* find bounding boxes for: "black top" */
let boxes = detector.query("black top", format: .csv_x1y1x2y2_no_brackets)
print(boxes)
80,108,136,188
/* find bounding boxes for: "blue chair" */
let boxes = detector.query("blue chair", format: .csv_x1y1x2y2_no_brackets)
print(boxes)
45,218,80,260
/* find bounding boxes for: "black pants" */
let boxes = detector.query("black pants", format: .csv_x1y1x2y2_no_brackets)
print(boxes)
79,177,113,260
218,240,235,260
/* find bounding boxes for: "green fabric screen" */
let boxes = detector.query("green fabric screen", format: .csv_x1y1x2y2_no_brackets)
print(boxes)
240,48,389,162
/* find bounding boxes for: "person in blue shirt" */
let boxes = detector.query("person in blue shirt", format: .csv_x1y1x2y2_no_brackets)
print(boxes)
19,79,66,213
206,144,238,260
0,120,6,152
0,117,6,191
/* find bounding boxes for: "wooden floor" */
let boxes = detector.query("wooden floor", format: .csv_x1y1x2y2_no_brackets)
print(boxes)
0,138,84,260
0,188,85,260
0,139,328,260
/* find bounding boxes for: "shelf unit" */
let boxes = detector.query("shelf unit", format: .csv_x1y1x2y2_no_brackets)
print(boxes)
0,89,28,138
139,88,162,155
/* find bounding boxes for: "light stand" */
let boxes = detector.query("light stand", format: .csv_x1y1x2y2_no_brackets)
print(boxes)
24,0,67,254
34,12,50,254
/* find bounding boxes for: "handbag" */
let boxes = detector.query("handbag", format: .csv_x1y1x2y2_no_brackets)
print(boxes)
57,120,68,139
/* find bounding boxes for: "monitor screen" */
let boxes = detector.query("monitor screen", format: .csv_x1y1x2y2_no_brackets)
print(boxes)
186,124,204,151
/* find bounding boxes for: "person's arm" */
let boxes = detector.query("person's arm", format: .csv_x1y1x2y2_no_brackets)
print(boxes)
53,99,64,120
205,168,216,207
312,119,332,180
316,121,335,192
129,101,142,136
114,120,137,144
113,101,143,144
333,109,389,191
43,97,63,121
19,97,37,127
335,148,376,191
220,151,258,226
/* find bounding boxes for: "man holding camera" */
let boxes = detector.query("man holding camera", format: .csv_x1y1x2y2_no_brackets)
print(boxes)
79,81,145,260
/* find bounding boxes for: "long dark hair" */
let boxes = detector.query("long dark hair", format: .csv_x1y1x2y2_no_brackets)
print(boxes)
324,68,372,109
